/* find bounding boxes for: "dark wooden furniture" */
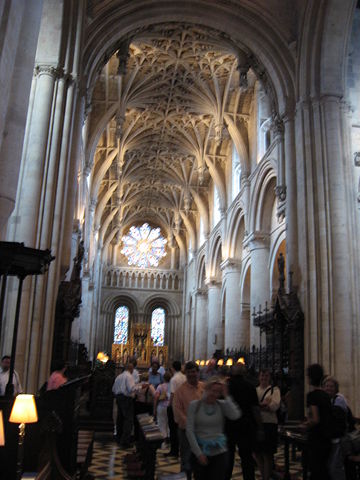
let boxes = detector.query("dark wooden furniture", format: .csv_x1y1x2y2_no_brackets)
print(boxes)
279,425,308,480
136,414,163,480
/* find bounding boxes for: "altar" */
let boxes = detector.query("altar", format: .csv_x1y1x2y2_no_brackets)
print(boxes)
112,323,168,367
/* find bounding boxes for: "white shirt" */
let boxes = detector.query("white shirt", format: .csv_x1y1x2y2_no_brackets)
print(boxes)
170,371,186,394
112,370,136,397
0,369,23,396
132,368,140,384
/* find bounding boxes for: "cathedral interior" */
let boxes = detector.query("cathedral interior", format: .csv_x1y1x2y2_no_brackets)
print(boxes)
0,2,360,475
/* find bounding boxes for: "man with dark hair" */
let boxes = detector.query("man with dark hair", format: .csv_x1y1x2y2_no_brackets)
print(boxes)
166,360,186,457
112,362,137,448
303,363,332,479
0,355,22,396
225,364,263,480
173,361,204,479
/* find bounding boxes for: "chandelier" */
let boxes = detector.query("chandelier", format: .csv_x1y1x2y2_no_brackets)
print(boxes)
121,223,167,268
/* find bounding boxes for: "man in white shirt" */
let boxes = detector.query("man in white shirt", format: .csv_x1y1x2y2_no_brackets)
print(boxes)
0,355,23,397
166,360,186,457
112,362,138,448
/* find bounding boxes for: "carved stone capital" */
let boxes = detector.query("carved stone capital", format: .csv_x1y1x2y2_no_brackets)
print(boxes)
220,258,241,272
34,64,64,79
205,277,221,288
271,114,284,136
195,288,207,297
244,231,270,250
275,185,287,202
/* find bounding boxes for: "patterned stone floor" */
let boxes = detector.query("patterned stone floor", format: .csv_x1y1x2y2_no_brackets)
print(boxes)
88,433,304,479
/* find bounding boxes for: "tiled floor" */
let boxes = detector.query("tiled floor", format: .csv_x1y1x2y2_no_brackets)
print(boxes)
88,433,304,479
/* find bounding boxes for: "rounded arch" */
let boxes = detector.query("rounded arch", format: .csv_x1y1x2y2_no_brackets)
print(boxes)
248,159,277,233
142,295,181,319
102,292,139,315
208,234,222,279
196,254,207,290
83,1,296,116
227,201,247,260
297,1,355,99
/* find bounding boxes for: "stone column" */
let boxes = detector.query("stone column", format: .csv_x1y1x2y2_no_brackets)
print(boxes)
283,114,298,288
295,94,360,410
0,0,44,233
248,234,270,347
221,259,242,350
206,279,223,357
194,289,208,360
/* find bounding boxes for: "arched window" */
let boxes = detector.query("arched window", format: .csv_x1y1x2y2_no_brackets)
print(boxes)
114,305,129,344
151,307,165,346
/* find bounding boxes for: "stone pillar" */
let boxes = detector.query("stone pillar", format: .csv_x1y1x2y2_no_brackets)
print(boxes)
295,94,360,411
221,259,242,350
0,0,44,233
206,280,223,357
194,289,208,360
284,114,298,288
248,234,270,347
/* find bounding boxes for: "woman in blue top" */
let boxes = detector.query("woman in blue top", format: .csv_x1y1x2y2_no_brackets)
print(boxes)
186,376,241,480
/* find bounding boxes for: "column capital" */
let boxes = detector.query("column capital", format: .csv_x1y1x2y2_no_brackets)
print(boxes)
244,231,270,250
195,288,208,298
220,258,241,272
205,277,221,288
34,64,64,79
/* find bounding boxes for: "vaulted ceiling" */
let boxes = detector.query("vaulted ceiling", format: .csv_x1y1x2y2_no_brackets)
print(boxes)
86,22,257,260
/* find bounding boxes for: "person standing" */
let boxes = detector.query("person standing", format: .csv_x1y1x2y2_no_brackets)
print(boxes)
112,362,138,448
167,360,186,457
0,355,22,396
254,369,281,480
148,360,163,389
47,361,68,390
323,375,351,480
225,364,263,480
302,364,332,480
186,376,241,480
154,371,171,447
173,361,204,480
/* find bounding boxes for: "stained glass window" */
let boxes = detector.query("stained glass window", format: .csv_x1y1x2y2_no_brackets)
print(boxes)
121,223,167,268
151,307,165,346
114,306,129,344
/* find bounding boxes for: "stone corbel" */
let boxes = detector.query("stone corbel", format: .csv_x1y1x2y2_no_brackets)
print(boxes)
275,185,287,202
195,287,208,298
354,152,360,167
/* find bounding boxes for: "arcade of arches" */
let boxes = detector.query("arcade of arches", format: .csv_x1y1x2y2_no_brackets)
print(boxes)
0,0,359,415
